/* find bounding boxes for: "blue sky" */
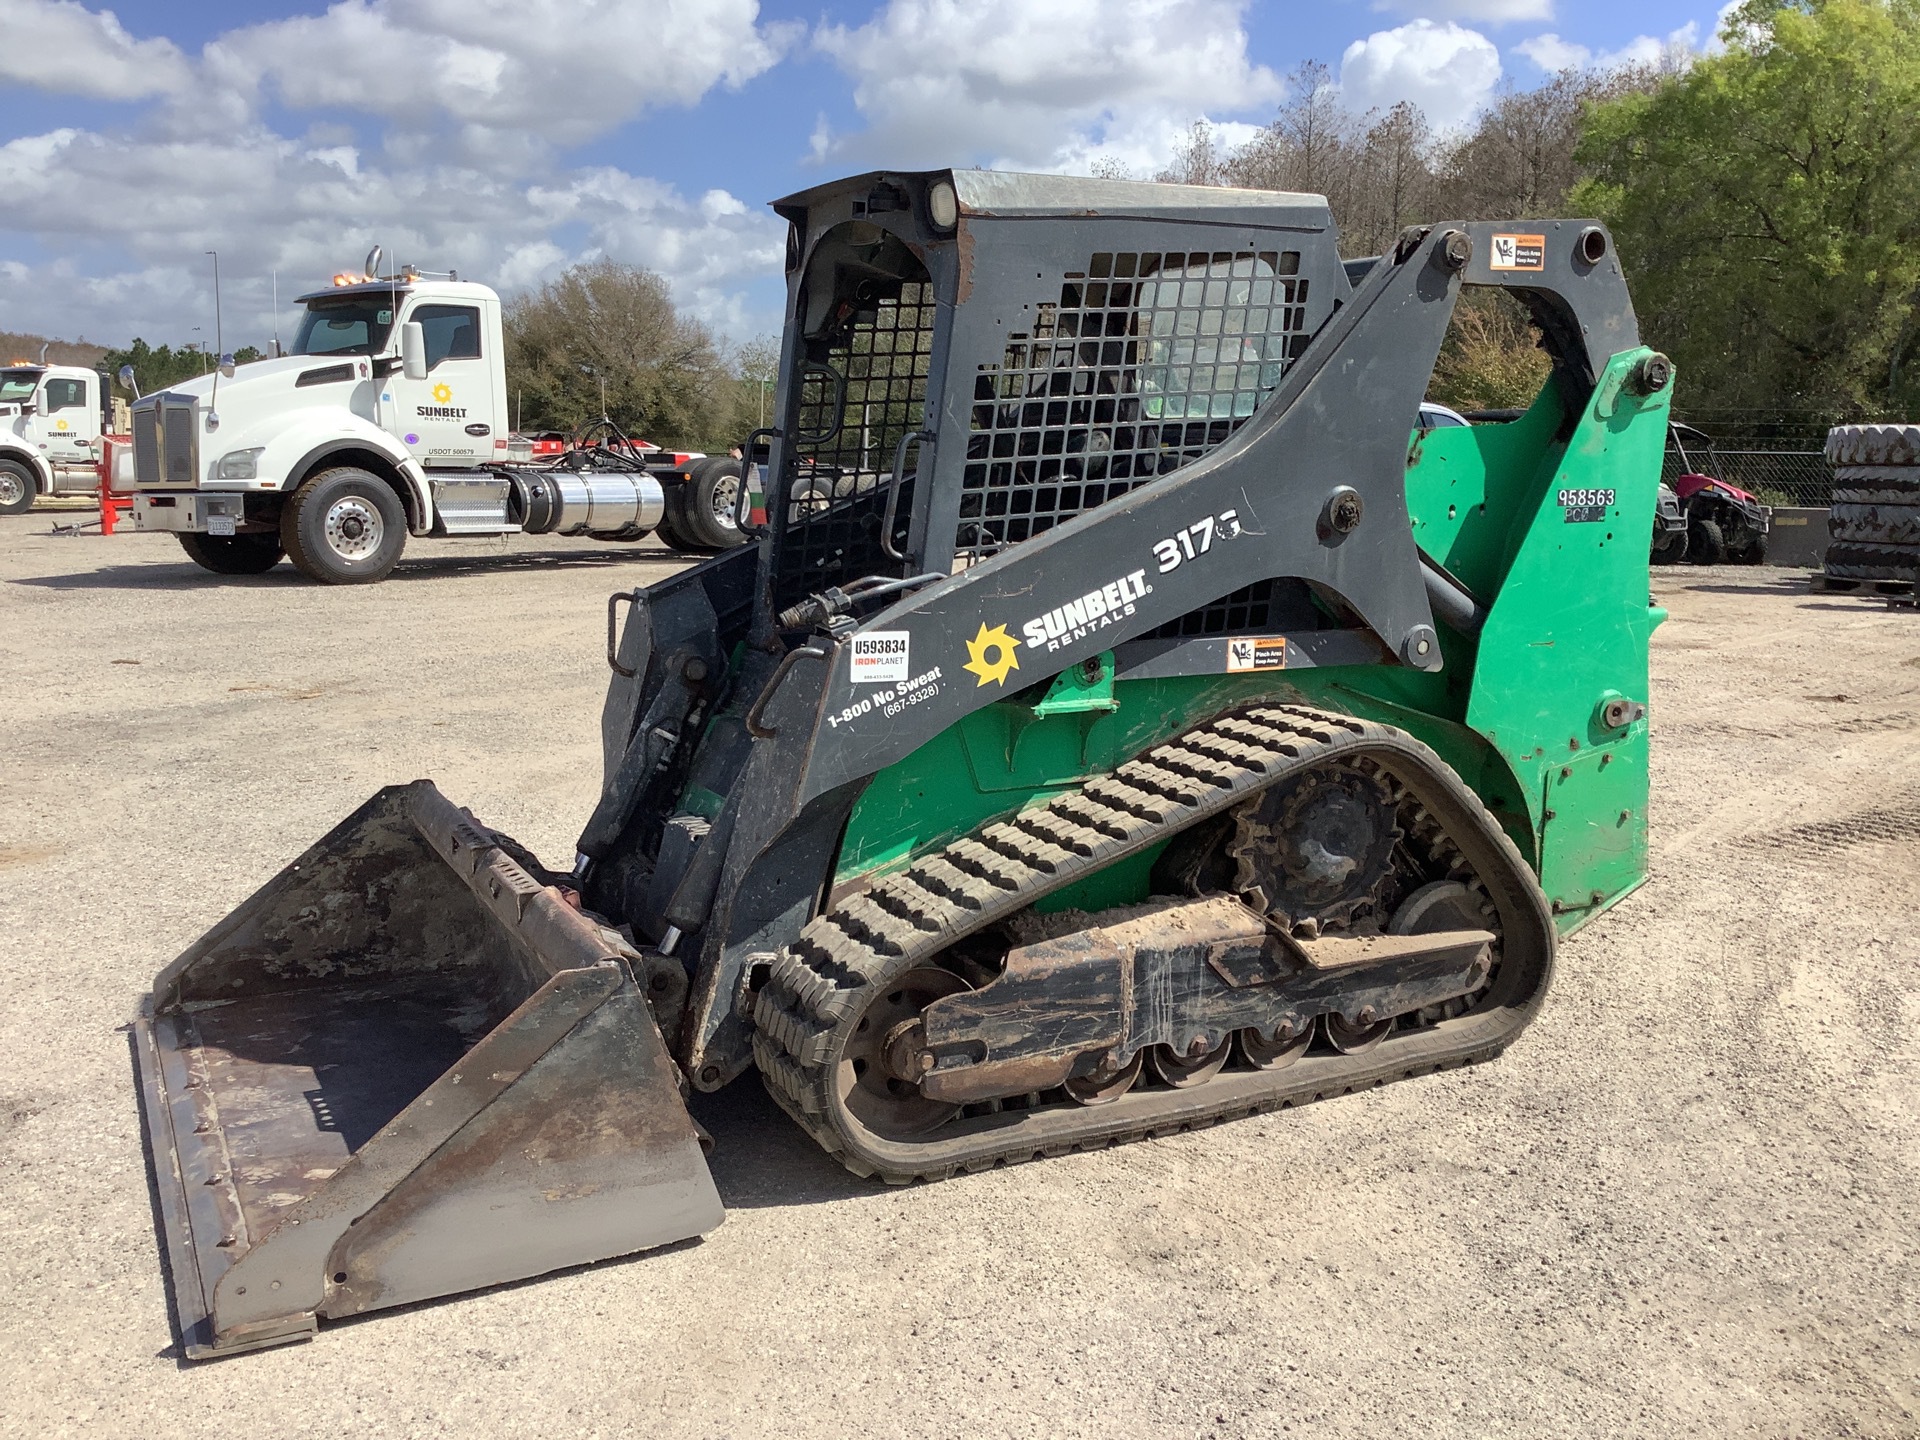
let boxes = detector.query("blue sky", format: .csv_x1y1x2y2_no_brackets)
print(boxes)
0,0,1733,354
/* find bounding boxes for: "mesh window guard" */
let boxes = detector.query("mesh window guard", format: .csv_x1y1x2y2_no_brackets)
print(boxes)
775,281,937,609
957,249,1307,563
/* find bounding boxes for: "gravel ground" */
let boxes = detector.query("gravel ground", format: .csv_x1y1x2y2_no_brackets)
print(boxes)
1,514,1915,1439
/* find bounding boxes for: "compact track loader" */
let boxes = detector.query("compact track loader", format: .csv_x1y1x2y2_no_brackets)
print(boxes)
135,170,1672,1357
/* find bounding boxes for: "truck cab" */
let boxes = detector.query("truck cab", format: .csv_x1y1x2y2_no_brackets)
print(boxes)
129,270,514,579
0,363,108,514
128,260,713,583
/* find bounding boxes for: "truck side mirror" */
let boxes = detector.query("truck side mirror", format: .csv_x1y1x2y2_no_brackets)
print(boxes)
219,353,236,379
401,322,428,381
117,364,140,399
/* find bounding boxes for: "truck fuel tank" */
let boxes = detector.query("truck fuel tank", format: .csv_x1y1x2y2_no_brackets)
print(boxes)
509,466,666,539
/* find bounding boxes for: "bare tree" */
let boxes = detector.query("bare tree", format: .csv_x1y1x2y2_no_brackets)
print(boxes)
1156,120,1224,186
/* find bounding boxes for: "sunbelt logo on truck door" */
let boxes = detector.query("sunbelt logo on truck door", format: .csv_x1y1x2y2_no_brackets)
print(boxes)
416,382,466,419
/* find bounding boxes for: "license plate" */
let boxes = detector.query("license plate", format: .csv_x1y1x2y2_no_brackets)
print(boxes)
207,514,236,537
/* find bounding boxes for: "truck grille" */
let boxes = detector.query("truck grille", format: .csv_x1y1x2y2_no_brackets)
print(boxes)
131,394,199,487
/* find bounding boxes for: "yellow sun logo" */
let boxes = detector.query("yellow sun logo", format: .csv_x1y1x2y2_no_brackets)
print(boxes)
431,382,452,403
55,419,69,430
963,622,1021,687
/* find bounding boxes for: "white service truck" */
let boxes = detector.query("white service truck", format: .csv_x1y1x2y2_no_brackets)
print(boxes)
0,362,111,515
127,258,746,582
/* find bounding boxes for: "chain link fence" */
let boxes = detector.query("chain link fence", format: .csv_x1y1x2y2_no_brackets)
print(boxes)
1661,411,1920,508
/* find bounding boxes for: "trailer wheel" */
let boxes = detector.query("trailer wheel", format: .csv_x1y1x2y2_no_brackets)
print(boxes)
655,483,696,550
0,459,35,516
177,532,285,575
1687,516,1727,565
680,458,748,550
282,467,408,583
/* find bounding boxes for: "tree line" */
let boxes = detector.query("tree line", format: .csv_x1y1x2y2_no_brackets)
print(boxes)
1148,0,1920,420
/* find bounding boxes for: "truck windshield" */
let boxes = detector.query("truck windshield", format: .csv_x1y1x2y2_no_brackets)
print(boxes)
292,300,395,357
0,371,39,404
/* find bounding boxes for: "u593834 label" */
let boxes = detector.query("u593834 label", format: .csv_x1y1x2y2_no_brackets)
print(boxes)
850,632,910,683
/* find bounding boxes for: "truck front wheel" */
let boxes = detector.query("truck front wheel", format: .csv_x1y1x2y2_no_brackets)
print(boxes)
177,532,284,575
0,459,36,516
282,467,407,583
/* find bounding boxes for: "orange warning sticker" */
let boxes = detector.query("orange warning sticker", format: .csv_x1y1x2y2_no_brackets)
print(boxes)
1225,636,1287,673
1490,234,1546,271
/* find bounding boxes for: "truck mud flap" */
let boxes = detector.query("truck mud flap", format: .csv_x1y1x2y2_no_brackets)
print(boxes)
133,781,723,1359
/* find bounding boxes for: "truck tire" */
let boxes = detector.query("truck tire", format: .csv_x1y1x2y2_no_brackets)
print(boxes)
1687,516,1726,565
282,467,408,584
1832,466,1920,504
1823,539,1920,581
1826,424,1920,467
654,483,696,550
0,459,35,516
1828,502,1920,546
680,458,748,550
177,532,285,575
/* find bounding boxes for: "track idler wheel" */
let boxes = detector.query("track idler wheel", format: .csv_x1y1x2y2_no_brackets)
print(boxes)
839,966,970,1139
1147,1034,1232,1088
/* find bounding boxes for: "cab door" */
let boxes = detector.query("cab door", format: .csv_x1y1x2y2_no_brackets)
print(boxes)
40,373,99,477
389,303,492,467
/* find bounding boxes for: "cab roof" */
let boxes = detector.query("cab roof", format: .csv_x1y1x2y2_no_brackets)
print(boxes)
294,278,496,305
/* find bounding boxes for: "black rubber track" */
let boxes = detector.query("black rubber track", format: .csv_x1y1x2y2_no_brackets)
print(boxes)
751,703,1556,1183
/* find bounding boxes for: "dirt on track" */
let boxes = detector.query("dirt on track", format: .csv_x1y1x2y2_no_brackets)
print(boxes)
0,517,1915,1439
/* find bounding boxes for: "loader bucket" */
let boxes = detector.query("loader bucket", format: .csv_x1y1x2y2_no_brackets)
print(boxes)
133,781,722,1359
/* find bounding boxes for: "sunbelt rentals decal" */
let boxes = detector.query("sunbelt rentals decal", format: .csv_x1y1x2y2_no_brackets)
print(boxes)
416,381,466,419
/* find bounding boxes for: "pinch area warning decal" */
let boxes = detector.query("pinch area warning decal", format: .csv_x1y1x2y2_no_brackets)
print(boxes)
1490,234,1546,271
1226,636,1287,673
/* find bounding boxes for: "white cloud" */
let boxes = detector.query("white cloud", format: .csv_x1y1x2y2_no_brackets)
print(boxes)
207,0,795,149
0,1,798,347
1514,17,1711,73
815,0,1283,173
1373,0,1551,21
0,0,193,100
1341,20,1503,131
1511,32,1588,71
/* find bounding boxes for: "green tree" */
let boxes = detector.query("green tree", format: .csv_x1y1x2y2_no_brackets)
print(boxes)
1574,0,1920,412
99,338,215,397
503,259,725,444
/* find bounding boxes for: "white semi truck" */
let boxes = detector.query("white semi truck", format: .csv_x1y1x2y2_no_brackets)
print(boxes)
127,256,746,582
0,362,112,514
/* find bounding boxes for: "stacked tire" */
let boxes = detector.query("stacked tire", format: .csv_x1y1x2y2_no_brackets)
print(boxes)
1825,424,1920,582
